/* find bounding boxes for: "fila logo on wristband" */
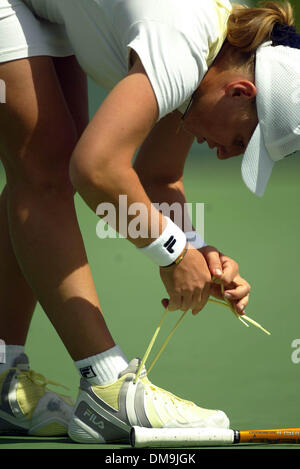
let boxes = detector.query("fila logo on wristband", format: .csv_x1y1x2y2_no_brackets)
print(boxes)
139,217,187,267
164,236,176,253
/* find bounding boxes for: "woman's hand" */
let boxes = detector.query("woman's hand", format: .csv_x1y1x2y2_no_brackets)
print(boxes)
160,247,212,315
200,245,251,315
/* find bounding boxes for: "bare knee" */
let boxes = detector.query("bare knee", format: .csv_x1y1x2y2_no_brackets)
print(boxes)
0,56,80,195
3,133,77,198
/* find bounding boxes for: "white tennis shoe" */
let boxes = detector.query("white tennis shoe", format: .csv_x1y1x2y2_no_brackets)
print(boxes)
68,358,229,444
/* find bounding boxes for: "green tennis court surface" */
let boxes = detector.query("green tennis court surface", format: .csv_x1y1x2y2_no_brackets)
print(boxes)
1,147,300,451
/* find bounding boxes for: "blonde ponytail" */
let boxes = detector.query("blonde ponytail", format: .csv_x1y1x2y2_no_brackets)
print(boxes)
227,1,295,52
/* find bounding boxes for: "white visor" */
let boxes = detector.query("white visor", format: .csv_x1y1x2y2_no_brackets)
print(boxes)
240,42,300,196
241,124,274,197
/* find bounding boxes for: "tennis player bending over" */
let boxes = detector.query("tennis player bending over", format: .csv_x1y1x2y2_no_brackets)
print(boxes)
0,0,298,443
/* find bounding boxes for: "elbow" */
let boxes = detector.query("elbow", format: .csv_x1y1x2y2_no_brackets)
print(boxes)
69,147,111,196
69,147,132,212
69,148,89,194
134,161,183,188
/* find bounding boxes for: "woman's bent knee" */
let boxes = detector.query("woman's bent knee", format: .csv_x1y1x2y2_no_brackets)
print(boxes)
2,138,77,196
0,56,80,190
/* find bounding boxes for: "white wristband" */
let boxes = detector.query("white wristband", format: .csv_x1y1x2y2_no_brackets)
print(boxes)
139,217,187,267
185,231,207,249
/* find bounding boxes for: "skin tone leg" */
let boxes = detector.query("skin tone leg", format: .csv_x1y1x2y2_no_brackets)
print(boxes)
0,186,36,345
0,56,115,361
0,56,89,347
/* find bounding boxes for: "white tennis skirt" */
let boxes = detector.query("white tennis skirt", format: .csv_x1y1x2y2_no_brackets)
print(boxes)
0,0,73,63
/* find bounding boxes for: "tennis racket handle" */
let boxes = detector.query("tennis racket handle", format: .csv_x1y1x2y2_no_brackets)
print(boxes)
130,427,237,448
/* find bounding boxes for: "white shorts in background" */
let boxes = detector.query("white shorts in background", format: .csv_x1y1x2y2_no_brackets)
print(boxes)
0,0,73,64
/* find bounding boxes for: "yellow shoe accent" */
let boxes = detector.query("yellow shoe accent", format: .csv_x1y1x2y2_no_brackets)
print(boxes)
32,422,68,436
16,369,72,420
0,367,74,436
91,374,129,410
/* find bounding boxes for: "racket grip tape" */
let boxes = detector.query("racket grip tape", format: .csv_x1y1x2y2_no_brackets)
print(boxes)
130,427,300,447
130,427,238,447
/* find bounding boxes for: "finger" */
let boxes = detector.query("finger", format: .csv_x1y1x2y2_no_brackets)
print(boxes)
208,284,245,315
224,291,250,316
209,283,226,300
201,246,223,278
167,294,183,312
225,298,247,316
235,295,250,315
219,255,239,284
224,283,251,302
190,287,202,315
181,291,193,313
191,284,210,315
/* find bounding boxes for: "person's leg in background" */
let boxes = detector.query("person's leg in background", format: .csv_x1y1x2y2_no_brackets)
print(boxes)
0,54,91,349
0,55,128,436
0,54,120,360
0,54,118,361
0,185,37,348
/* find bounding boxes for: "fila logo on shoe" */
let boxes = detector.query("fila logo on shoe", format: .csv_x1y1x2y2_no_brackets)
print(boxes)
164,236,177,254
83,407,105,429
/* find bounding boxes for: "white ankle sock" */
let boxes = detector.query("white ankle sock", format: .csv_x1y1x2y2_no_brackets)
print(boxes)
75,345,129,386
0,344,27,373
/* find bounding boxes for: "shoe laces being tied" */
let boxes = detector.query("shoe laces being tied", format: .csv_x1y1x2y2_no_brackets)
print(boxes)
134,277,271,384
16,368,67,389
13,368,73,415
